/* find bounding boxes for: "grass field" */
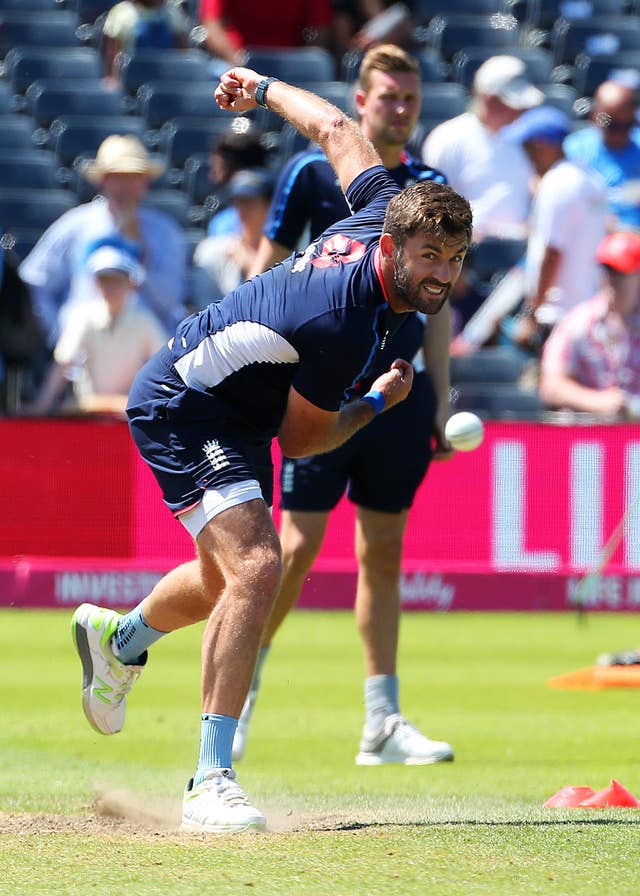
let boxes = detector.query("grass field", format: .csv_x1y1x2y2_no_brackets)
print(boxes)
1,608,640,896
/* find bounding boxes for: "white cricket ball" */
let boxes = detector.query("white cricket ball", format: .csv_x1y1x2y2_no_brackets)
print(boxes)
444,412,484,452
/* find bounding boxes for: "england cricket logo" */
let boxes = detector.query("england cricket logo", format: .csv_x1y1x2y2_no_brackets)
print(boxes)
203,439,230,471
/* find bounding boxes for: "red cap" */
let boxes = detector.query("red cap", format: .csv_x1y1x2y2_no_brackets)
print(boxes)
596,232,640,274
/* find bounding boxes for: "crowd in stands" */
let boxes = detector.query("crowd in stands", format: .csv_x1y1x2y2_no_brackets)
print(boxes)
3,0,640,423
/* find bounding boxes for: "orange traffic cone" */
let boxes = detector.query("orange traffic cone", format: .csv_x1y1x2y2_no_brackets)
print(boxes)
578,779,640,808
543,785,596,808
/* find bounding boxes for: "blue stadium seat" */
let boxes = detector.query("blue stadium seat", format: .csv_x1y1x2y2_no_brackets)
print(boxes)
450,347,528,385
183,153,214,206
572,51,640,97
468,236,527,289
522,0,629,28
159,117,233,168
0,80,15,113
48,114,146,168
451,382,544,418
427,13,521,62
0,188,76,231
298,81,354,115
451,45,554,88
4,46,103,94
420,82,468,121
143,189,194,228
0,150,59,189
136,81,225,130
552,15,640,66
244,47,336,85
413,0,508,24
118,49,212,95
0,11,82,58
0,114,37,150
541,82,578,116
72,0,118,25
0,0,59,9
25,80,126,129
0,227,42,261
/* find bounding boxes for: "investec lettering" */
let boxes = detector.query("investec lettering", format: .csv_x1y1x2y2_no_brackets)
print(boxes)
55,571,164,605
491,440,640,571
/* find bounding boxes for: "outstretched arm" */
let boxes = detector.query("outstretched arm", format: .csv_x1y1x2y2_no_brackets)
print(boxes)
215,68,381,196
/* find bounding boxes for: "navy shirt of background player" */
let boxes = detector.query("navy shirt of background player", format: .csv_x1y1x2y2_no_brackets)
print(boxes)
128,165,411,447
263,148,447,372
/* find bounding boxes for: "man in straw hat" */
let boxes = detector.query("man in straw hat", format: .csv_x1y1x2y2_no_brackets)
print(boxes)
71,68,472,834
20,134,187,346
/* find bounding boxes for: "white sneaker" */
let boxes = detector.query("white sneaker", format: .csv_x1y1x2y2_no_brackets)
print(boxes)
71,602,145,735
355,714,454,766
182,769,266,833
231,689,257,761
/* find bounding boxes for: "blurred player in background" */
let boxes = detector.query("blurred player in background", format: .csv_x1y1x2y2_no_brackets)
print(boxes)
235,44,457,767
71,66,472,834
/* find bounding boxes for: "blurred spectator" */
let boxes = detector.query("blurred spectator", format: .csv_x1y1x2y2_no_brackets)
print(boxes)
20,135,187,346
564,80,640,232
501,106,608,353
198,0,333,70
539,231,640,419
206,121,270,238
334,2,413,56
422,55,542,242
193,168,274,304
24,244,166,417
0,241,46,414
102,0,190,83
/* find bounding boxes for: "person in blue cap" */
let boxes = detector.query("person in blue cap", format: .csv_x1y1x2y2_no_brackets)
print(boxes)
501,105,607,352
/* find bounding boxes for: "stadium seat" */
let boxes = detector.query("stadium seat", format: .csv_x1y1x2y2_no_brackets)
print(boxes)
72,0,118,25
183,153,214,206
297,81,354,115
136,82,225,131
572,51,640,97
552,16,640,66
420,82,468,121
450,346,528,385
427,13,521,62
0,0,59,9
244,47,336,85
521,0,629,29
25,80,126,129
0,80,15,113
413,0,508,24
451,45,554,89
118,49,212,95
468,236,527,289
0,11,82,58
0,150,59,189
48,114,145,168
451,382,544,418
159,117,233,169
143,189,193,228
540,82,578,116
0,114,37,150
0,188,76,232
0,227,42,260
4,46,103,94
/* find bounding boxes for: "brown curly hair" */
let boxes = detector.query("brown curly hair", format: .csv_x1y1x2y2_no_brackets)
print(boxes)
383,180,473,248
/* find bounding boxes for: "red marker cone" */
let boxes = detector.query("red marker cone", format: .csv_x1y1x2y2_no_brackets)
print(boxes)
543,785,596,808
578,779,640,808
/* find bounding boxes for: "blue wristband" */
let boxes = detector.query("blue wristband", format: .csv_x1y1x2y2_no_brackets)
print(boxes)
361,390,385,415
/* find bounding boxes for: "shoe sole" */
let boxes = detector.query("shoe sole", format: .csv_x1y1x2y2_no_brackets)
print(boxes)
181,817,266,834
355,751,454,766
71,607,112,736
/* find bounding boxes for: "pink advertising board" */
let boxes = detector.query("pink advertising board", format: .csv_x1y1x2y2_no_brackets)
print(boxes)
2,419,640,611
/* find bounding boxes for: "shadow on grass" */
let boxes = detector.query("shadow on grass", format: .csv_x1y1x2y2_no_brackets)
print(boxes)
325,818,640,831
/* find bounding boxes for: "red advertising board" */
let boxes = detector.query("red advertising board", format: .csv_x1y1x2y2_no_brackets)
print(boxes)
2,418,640,611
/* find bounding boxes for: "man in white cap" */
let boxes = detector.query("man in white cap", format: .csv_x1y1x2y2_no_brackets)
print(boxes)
20,134,187,346
25,241,166,415
422,55,543,242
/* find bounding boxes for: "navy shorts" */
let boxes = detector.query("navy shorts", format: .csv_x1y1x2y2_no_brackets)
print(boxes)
280,371,437,514
127,347,274,514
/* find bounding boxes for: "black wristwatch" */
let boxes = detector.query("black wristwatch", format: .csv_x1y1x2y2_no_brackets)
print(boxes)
255,77,278,108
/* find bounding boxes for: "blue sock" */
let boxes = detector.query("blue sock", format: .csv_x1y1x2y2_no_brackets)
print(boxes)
364,674,400,732
194,714,238,785
112,605,166,665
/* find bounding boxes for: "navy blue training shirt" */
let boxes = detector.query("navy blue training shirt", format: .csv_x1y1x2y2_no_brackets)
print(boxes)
158,165,410,441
